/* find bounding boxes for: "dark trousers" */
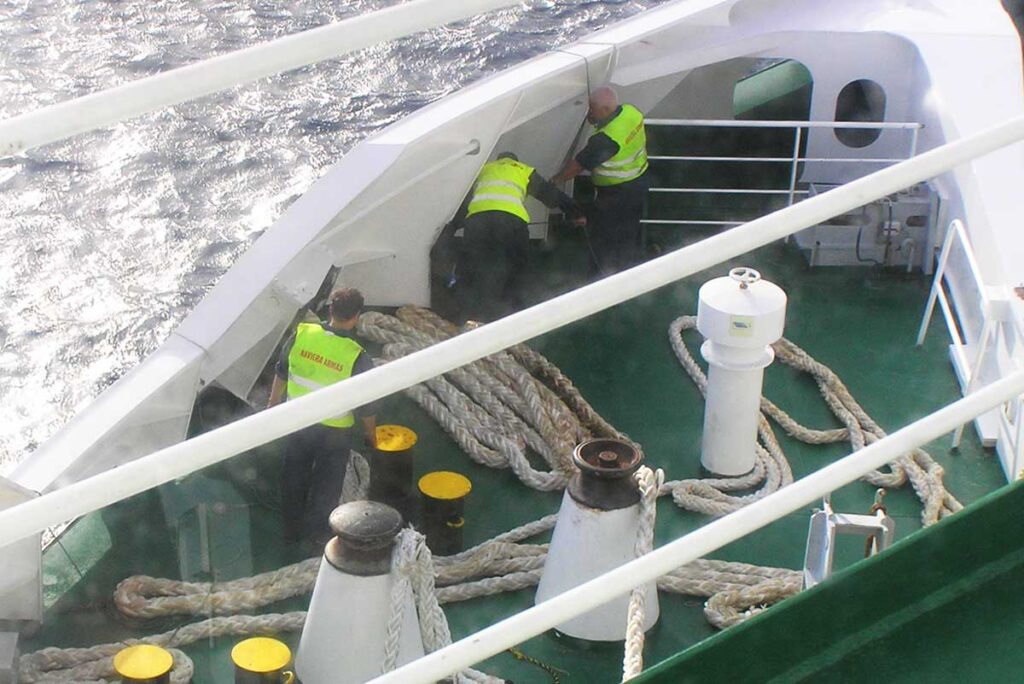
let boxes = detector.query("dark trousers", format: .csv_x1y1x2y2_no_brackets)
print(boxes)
281,423,354,543
589,174,649,275
459,210,529,322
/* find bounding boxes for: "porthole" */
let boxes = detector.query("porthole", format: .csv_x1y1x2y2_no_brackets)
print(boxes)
834,79,886,148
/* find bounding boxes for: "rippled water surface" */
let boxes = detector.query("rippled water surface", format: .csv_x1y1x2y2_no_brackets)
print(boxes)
0,0,671,471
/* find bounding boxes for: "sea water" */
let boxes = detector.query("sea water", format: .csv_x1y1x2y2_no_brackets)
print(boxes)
0,0,666,472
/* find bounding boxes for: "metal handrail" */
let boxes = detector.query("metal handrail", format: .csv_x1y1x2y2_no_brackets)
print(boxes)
646,118,923,129
916,220,1024,456
644,118,921,227
917,220,982,352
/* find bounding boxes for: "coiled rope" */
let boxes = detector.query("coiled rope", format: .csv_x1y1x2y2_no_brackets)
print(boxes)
26,307,951,681
357,307,635,491
668,315,961,525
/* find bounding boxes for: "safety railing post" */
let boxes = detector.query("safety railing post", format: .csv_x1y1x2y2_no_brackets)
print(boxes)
1015,394,1024,477
916,220,960,346
787,125,803,207
953,316,996,447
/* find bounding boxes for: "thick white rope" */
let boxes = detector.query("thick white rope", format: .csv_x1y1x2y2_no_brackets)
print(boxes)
622,466,664,682
668,315,960,525
41,308,942,678
341,450,371,503
357,307,636,491
385,528,503,683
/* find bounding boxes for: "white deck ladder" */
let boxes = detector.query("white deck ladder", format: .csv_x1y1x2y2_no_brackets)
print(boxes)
916,219,1016,457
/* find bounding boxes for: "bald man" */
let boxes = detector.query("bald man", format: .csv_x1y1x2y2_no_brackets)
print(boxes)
555,86,650,275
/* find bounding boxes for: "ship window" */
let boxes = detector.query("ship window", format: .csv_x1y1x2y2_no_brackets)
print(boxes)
834,79,886,148
733,59,813,120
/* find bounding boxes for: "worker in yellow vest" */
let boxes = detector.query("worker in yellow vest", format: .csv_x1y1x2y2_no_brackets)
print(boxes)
554,85,650,276
267,288,378,547
459,151,583,322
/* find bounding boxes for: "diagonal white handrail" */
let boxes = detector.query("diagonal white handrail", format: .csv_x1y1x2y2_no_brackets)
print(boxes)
0,0,520,157
368,369,1024,684
0,114,1023,549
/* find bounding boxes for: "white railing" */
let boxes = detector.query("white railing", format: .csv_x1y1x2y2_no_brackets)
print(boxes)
996,361,1024,481
1,113,1023,550
367,369,1024,684
643,118,923,227
917,219,1024,478
917,220,991,384
916,219,1022,460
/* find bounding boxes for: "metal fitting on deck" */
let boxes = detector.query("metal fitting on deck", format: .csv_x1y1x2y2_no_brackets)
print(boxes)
568,438,643,510
113,644,173,684
324,501,404,576
232,637,295,684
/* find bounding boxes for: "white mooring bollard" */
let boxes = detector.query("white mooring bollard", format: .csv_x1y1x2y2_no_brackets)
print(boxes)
535,439,659,641
296,501,424,684
697,266,787,476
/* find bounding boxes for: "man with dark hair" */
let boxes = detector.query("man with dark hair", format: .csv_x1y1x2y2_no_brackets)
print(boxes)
268,287,378,546
459,151,584,321
554,85,650,275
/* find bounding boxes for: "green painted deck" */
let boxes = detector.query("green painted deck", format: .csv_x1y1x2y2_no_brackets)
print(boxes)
23,227,1010,683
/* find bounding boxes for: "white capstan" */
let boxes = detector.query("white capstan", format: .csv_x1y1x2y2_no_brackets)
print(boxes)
697,267,788,476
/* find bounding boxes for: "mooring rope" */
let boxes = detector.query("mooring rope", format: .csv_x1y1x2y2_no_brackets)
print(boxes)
668,315,961,525
357,307,635,491
622,465,664,681
26,307,958,681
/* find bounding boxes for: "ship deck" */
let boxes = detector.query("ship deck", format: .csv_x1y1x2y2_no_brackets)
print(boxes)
22,224,1009,683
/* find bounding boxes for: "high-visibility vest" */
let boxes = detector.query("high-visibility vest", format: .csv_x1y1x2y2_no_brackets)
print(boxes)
286,323,364,428
466,158,534,222
591,104,648,187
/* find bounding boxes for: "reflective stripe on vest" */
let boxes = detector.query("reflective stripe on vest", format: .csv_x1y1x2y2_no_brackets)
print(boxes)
286,322,364,428
592,104,648,187
466,158,533,222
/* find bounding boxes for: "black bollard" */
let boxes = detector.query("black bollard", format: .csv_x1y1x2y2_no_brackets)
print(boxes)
417,471,472,556
568,438,643,510
369,425,417,524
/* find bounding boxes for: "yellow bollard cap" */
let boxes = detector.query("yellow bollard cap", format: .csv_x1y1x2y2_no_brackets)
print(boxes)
375,425,418,452
113,645,174,680
231,637,292,674
418,471,472,500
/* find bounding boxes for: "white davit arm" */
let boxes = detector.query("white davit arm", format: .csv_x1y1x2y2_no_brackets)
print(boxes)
0,0,520,157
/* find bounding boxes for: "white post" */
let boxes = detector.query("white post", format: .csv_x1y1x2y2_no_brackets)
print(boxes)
698,268,786,476
787,126,803,207
916,220,959,346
